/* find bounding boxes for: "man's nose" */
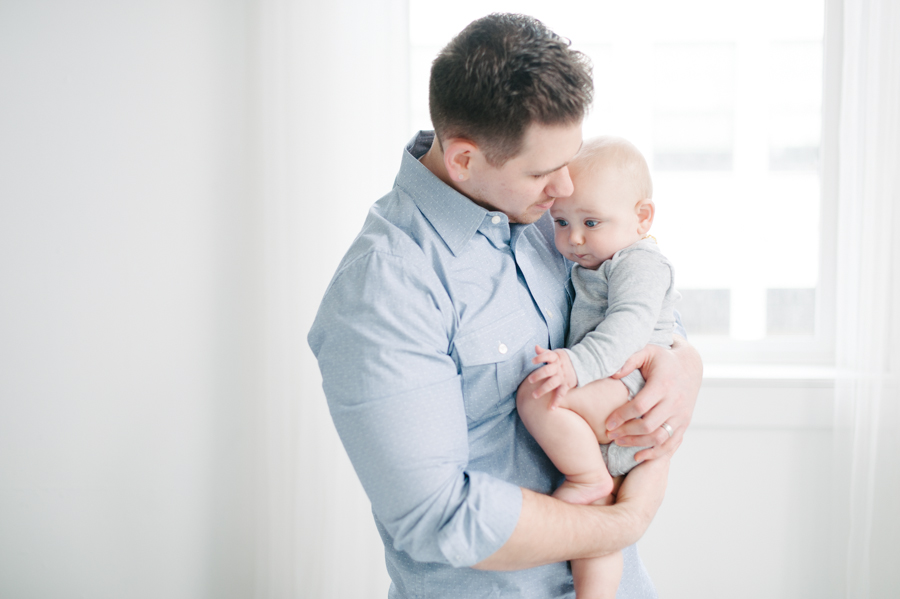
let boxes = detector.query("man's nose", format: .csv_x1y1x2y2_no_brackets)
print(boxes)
546,166,574,199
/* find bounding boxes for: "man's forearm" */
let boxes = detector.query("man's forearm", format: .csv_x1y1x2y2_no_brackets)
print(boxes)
473,456,669,571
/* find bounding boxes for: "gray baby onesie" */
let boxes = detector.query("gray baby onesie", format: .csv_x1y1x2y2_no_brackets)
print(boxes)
564,238,679,475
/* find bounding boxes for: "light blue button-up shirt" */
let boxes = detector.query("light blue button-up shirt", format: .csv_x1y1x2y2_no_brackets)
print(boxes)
309,132,658,599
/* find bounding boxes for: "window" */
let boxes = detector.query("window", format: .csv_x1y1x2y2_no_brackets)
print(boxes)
409,0,830,365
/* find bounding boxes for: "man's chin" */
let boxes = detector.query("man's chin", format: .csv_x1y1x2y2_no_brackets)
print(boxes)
511,205,551,225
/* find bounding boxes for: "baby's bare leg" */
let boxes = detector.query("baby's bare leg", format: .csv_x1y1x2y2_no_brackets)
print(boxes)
572,481,623,599
516,377,630,505
572,551,623,599
560,378,631,445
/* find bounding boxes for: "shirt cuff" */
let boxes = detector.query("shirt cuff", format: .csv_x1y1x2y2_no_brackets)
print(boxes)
436,472,523,568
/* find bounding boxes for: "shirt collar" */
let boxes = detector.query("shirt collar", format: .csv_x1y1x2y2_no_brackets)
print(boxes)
395,131,495,256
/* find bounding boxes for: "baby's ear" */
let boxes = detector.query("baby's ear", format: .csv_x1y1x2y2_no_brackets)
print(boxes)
636,198,655,235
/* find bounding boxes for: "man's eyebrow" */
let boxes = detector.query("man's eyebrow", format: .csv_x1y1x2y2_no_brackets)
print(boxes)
529,163,568,177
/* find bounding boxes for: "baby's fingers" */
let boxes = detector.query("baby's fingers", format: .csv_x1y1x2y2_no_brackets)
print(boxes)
533,374,565,400
548,394,560,410
527,364,555,384
532,346,559,365
549,385,569,410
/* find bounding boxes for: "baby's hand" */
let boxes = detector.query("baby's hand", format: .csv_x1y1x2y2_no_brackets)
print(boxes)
527,346,579,408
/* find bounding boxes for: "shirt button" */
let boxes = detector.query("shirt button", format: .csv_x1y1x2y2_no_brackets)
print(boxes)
498,343,508,354
547,310,553,319
491,215,501,224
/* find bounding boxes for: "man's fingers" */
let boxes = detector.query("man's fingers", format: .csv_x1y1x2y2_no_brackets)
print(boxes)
605,376,670,431
611,422,680,458
606,392,656,431
610,351,645,379
602,338,700,460
610,402,671,439
634,435,681,462
614,424,673,449
609,394,681,442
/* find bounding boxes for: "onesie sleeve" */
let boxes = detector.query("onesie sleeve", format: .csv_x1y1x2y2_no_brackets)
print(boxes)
565,247,674,386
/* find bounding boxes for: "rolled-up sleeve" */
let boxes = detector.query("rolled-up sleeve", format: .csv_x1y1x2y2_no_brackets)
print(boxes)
308,248,522,567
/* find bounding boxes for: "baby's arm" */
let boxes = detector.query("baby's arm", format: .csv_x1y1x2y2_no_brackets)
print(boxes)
566,247,674,388
527,247,673,404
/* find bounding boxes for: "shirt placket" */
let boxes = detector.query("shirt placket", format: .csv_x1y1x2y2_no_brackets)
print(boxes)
510,227,567,351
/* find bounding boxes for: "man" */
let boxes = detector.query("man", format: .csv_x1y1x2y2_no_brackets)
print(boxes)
309,13,702,598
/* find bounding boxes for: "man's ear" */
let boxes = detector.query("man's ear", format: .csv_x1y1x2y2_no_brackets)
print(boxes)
636,198,655,235
443,138,478,182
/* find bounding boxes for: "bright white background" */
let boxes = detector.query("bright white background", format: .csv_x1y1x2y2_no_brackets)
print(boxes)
0,1,897,598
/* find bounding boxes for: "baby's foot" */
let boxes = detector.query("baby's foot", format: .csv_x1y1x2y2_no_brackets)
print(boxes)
552,476,614,506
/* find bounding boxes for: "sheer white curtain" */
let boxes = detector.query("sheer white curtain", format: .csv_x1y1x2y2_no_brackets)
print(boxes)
829,0,900,594
254,0,407,597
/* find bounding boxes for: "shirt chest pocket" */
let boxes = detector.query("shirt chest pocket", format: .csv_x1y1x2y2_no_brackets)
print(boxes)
452,309,535,423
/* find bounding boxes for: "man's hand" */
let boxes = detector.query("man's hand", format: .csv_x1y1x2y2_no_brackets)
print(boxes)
605,336,702,462
527,346,579,408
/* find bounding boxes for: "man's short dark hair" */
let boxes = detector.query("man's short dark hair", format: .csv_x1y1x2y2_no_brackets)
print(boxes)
429,13,593,166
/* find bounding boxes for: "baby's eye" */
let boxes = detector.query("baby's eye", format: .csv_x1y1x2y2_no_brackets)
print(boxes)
554,218,569,227
584,219,600,228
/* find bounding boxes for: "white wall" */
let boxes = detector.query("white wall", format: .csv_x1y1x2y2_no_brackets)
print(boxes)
0,2,259,597
253,0,407,597
1,0,405,597
641,377,837,598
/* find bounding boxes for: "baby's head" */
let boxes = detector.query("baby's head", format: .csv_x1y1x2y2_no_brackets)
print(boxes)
550,136,654,269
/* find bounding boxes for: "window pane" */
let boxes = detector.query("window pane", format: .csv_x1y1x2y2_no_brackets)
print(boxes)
679,289,732,335
653,43,736,171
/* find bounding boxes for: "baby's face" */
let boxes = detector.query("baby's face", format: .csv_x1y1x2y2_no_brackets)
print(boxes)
550,163,644,269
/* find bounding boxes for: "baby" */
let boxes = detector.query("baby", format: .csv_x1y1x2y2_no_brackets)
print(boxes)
516,136,679,599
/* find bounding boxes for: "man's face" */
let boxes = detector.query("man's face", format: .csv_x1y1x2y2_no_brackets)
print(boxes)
466,122,583,224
